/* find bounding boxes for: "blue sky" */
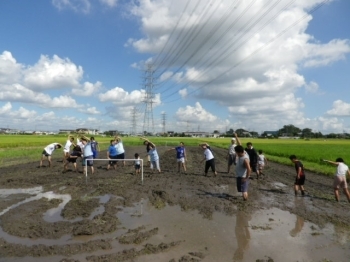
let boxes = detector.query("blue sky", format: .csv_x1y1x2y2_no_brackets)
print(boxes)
0,0,349,134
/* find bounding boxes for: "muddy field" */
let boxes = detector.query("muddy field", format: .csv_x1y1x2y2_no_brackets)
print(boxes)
0,145,349,262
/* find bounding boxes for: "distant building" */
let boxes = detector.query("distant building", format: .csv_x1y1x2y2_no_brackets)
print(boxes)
262,131,278,137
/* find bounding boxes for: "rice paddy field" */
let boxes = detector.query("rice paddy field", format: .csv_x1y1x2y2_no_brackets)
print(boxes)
1,134,349,175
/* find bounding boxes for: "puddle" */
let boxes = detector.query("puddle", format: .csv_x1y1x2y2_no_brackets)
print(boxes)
0,186,43,197
1,193,349,261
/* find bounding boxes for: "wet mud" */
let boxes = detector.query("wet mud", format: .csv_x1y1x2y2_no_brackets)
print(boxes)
0,145,349,262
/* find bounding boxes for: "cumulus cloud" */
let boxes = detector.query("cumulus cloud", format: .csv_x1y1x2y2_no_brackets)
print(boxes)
0,102,37,119
72,81,102,96
23,54,83,91
0,51,22,84
326,100,350,116
99,87,161,106
126,0,350,133
175,102,217,122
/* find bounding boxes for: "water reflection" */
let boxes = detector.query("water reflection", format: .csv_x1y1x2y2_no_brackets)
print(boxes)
290,215,305,237
233,211,251,261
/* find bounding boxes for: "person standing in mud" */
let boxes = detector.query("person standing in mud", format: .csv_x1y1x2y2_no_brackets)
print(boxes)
199,143,218,177
235,145,251,200
289,155,306,196
106,140,118,170
257,149,268,178
227,132,240,174
80,136,94,175
322,158,350,202
63,145,82,173
63,135,75,163
90,136,100,159
143,140,152,167
167,142,187,173
245,142,259,179
39,143,62,168
114,136,126,167
140,137,161,173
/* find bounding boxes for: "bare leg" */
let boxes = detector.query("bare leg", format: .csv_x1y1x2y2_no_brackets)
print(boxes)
334,188,340,202
48,156,52,168
343,188,350,202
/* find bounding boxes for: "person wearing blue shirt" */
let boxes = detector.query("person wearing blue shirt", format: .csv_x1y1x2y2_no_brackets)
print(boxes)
140,137,161,173
80,137,94,175
107,140,118,170
168,142,187,173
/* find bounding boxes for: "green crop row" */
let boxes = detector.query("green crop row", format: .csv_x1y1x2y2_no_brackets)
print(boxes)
1,135,348,175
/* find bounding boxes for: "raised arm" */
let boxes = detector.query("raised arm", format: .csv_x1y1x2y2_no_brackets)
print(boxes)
234,132,241,146
322,159,339,166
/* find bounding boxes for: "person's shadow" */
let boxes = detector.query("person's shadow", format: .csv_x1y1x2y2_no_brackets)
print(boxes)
290,215,304,237
233,211,251,261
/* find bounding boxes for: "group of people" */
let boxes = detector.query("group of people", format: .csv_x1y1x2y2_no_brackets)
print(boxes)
39,135,100,175
39,134,350,203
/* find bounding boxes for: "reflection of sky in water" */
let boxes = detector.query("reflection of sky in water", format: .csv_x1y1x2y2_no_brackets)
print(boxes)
0,187,349,261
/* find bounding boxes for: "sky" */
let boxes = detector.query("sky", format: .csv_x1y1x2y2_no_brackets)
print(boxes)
0,0,350,134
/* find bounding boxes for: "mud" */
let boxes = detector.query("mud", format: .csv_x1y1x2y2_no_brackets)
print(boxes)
0,145,349,262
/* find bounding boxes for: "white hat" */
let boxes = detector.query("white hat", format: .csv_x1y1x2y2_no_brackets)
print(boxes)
231,138,236,141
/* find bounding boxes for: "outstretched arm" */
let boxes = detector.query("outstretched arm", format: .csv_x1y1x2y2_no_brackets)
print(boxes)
322,159,339,166
234,132,241,146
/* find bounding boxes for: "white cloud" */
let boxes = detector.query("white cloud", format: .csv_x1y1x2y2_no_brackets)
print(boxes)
79,106,101,115
304,81,319,93
0,51,22,84
175,102,217,122
72,81,102,96
99,87,161,106
52,0,91,13
326,100,350,116
179,88,187,98
0,102,37,119
24,54,83,91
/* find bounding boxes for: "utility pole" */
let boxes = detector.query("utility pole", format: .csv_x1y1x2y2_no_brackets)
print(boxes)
142,63,156,134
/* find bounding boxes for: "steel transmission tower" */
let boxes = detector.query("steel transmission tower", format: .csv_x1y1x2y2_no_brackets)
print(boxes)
142,64,156,134
161,112,166,134
130,106,137,135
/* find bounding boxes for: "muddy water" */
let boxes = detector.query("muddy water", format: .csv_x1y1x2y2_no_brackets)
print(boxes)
1,189,349,262
1,146,350,262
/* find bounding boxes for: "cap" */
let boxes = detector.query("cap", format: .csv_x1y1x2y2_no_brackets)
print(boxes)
231,138,236,141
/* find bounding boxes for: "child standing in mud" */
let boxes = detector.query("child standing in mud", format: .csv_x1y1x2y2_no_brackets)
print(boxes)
134,153,141,175
257,149,268,178
234,145,251,200
322,158,350,202
199,143,218,177
289,155,306,196
80,137,94,175
140,137,161,173
167,142,187,173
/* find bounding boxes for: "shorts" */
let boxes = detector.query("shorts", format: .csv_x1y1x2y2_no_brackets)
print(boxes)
109,155,118,165
82,156,94,166
64,149,70,154
250,163,257,172
258,163,265,170
42,150,50,157
67,157,77,163
177,157,185,163
116,153,125,160
333,176,347,189
228,154,236,166
135,164,141,170
236,177,249,192
205,159,216,173
150,159,160,170
295,175,305,186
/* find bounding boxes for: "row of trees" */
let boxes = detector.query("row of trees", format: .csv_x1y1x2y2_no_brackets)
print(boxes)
225,125,349,139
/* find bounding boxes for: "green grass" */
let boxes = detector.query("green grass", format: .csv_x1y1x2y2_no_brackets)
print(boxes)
0,135,347,176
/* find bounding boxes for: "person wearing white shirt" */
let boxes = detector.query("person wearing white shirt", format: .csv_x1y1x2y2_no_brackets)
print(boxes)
200,143,217,177
323,158,350,202
39,143,62,168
